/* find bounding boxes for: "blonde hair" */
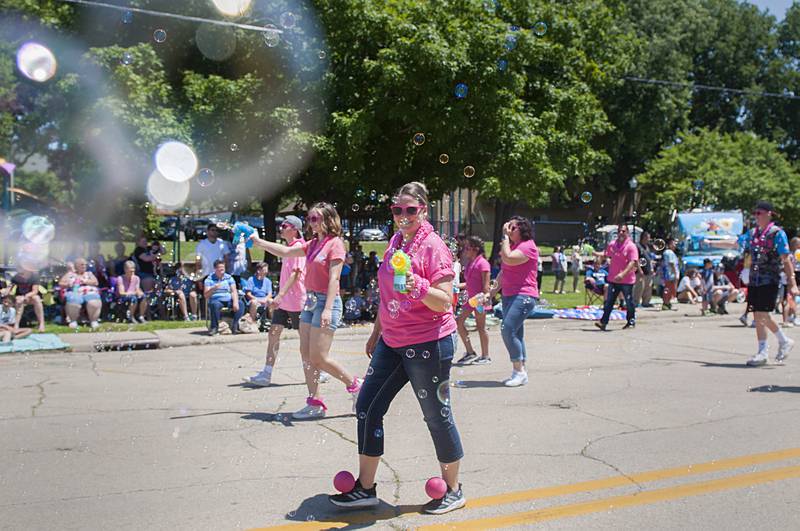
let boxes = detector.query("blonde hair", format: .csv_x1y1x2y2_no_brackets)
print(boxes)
393,181,429,207
308,202,342,238
124,260,136,272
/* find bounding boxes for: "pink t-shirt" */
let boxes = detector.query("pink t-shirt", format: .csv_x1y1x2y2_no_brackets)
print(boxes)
303,236,346,294
465,255,490,297
501,240,539,297
605,238,639,285
118,275,140,295
378,231,457,348
279,239,306,312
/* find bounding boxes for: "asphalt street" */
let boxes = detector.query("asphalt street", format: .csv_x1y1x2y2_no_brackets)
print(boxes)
2,302,799,530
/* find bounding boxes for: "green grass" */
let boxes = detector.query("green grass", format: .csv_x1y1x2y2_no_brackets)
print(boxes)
41,319,203,335
536,274,588,309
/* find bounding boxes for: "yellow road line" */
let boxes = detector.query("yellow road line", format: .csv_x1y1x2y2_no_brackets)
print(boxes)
248,447,800,530
418,464,800,530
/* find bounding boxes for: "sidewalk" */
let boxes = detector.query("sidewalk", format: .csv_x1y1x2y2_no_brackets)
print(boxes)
53,302,690,353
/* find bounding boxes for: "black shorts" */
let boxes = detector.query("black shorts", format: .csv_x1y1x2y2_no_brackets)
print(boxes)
795,272,800,287
271,308,300,329
747,284,779,313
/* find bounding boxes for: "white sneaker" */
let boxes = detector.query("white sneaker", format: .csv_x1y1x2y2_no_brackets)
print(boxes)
90,321,99,330
137,316,147,324
247,370,272,387
504,371,528,387
318,371,331,384
776,338,794,363
292,404,326,420
68,321,78,330
746,351,768,367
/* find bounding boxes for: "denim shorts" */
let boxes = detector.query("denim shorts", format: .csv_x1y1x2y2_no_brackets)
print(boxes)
66,291,101,305
118,294,143,304
299,291,342,331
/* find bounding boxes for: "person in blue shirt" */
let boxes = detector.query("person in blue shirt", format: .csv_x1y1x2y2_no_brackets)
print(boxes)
203,259,244,335
242,262,273,323
740,200,798,366
584,259,609,298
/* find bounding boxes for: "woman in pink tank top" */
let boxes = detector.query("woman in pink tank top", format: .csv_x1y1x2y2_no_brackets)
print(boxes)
250,203,362,421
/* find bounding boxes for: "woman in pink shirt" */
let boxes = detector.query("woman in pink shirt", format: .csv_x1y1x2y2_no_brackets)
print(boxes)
246,215,306,387
250,203,361,420
455,235,492,365
329,182,465,515
489,216,539,387
116,260,147,323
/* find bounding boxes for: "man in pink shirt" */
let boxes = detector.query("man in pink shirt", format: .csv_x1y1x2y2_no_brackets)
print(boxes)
595,224,639,331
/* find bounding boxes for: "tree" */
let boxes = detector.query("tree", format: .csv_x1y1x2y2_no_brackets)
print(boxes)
636,128,800,231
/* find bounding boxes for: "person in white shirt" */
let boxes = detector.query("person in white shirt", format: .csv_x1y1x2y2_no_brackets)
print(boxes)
677,268,703,304
570,245,583,293
1,295,32,343
195,224,231,278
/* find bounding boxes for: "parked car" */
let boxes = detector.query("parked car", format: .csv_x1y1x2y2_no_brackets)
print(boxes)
158,217,178,240
358,227,388,241
186,218,211,240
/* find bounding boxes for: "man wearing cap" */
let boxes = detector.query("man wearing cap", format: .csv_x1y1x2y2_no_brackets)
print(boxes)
247,215,307,386
741,200,798,366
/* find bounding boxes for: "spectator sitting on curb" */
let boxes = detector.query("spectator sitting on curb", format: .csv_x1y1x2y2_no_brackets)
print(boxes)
11,269,45,332
1,295,32,343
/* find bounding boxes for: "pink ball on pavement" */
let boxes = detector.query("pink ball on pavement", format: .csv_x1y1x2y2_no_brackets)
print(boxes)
425,477,448,499
333,471,356,493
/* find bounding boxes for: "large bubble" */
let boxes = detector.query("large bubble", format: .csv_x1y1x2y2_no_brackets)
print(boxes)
212,0,253,17
195,24,237,62
21,216,55,244
147,170,191,210
154,141,199,183
16,42,57,82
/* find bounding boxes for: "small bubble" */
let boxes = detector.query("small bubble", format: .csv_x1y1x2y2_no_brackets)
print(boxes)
412,132,426,146
441,407,450,417
417,389,428,399
533,21,548,37
405,349,416,359
373,428,383,438
263,25,280,47
463,166,476,178
497,58,508,71
351,204,360,212
580,191,593,204
504,35,517,51
439,153,449,164
421,350,431,359
454,83,468,99
153,29,167,43
232,201,239,208
197,168,215,187
121,11,133,24
358,412,366,420
121,52,133,65
318,50,326,59
280,12,296,29
230,143,239,152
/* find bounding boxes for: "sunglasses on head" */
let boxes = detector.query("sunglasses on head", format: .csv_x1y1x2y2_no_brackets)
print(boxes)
307,214,321,223
391,205,421,216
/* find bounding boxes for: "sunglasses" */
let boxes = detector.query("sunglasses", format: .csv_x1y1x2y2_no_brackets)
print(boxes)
307,214,321,223
391,205,421,216
752,210,768,216
280,222,294,230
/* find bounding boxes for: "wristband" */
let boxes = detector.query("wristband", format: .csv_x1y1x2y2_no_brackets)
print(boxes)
408,274,430,300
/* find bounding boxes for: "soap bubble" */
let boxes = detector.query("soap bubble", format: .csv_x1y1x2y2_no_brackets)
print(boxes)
483,0,499,13
22,216,55,244
432,376,439,383
417,389,428,399
358,412,366,420
463,166,476,179
497,58,508,71
263,25,280,47
652,239,666,252
388,300,400,313
318,50,326,59
153,29,167,43
121,11,133,24
441,407,450,417
413,133,426,146
439,154,449,164
369,189,377,201
533,21,548,36
421,350,431,359
195,23,237,62
693,179,704,191
405,349,416,359
504,35,517,51
280,12,297,29
16,42,57,82
454,83,468,99
230,143,239,152
304,294,318,311
366,366,374,376
155,141,198,183
211,0,252,17
639,257,648,267
196,168,215,187
121,52,133,65
373,428,383,438
351,204,360,212
580,191,593,204
436,381,451,405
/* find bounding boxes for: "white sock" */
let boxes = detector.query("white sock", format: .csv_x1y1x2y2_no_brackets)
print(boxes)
758,340,768,353
776,330,789,344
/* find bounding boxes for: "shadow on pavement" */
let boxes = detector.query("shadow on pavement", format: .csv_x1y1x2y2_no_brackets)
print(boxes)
227,382,306,389
652,358,778,369
747,385,800,393
454,380,506,388
284,494,424,529
241,412,355,425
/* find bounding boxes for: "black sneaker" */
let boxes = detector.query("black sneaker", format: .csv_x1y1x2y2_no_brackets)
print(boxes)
423,483,466,515
456,352,479,365
622,322,635,330
329,479,379,509
594,322,607,331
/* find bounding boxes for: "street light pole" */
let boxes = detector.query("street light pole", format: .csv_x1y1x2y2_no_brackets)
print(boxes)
628,177,638,242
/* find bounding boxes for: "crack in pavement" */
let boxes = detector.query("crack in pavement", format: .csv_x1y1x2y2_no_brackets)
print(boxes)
86,354,100,376
573,406,644,431
30,378,49,417
239,432,259,451
319,421,403,504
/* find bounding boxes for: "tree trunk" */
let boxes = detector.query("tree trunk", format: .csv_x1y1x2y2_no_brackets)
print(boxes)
260,196,280,267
